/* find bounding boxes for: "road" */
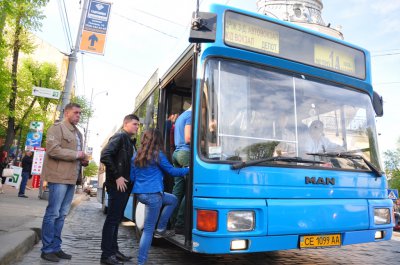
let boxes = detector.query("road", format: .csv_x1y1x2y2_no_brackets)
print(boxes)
16,197,400,264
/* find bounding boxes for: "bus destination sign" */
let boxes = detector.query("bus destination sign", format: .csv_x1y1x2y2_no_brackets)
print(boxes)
314,45,356,75
224,11,365,79
225,17,279,54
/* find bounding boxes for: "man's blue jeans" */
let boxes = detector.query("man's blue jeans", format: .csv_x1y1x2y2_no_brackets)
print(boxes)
101,186,130,259
171,150,190,228
137,192,177,265
41,183,75,253
18,171,30,195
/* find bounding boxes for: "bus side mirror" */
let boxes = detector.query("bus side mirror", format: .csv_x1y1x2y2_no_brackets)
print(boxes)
189,12,217,43
372,91,383,117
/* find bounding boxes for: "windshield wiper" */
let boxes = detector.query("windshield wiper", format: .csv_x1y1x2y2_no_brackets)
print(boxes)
231,156,325,170
306,152,383,177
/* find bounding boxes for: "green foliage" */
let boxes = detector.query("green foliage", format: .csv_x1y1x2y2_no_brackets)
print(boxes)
71,95,94,127
83,161,99,178
384,138,400,191
1,0,50,152
0,58,63,149
241,141,279,160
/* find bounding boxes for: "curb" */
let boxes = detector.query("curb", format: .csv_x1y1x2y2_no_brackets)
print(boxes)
0,230,39,265
0,193,88,265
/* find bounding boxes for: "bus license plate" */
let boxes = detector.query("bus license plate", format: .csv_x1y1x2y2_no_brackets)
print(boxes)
299,234,341,248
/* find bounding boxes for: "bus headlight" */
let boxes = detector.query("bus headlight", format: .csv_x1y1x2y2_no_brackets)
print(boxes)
227,211,255,232
374,208,390,225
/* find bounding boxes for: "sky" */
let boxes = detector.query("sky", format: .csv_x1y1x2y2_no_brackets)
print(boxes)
35,0,400,164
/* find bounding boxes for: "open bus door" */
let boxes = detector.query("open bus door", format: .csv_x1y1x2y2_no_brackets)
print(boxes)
132,47,195,248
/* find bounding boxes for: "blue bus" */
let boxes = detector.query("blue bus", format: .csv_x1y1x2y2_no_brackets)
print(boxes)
102,3,393,253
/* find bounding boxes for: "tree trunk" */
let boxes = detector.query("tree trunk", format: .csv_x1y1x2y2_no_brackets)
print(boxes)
3,14,22,153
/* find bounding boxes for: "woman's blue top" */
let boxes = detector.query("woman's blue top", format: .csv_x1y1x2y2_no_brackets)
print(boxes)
130,151,189,194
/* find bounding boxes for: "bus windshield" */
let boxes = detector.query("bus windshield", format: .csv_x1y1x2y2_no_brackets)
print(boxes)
200,58,381,171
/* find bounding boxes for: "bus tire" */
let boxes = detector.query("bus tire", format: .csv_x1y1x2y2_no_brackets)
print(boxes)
101,184,108,214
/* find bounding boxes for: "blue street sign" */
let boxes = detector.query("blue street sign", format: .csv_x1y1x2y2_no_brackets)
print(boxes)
25,132,43,149
388,189,399,200
84,0,111,34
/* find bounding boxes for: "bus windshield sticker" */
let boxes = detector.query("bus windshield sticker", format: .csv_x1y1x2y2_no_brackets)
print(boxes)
225,15,279,54
209,146,222,159
314,45,356,75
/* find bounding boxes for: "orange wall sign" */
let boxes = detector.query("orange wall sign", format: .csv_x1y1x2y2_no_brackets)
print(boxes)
79,30,106,54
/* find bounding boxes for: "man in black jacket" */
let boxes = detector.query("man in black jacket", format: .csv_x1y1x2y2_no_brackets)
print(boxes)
100,114,139,265
18,150,33,198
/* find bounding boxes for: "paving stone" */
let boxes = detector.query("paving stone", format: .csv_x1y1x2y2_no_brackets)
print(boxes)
15,198,400,265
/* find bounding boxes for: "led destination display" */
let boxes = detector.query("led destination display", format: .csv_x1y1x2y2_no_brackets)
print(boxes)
224,11,365,79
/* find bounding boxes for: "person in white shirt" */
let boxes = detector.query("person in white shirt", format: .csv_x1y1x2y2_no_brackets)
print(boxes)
302,120,342,154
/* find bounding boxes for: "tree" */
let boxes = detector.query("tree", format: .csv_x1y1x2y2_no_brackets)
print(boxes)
3,0,49,153
83,161,99,178
0,2,12,133
17,59,63,147
0,57,62,154
71,95,93,127
384,138,400,191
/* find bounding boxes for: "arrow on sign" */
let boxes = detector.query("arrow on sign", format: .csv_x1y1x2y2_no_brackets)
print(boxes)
89,34,98,46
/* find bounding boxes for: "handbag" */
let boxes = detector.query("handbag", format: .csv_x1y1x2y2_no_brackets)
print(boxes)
2,168,13,178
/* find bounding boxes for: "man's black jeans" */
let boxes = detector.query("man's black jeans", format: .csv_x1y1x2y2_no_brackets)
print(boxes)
101,186,130,259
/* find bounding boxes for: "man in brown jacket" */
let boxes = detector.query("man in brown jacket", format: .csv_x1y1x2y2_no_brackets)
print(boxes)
40,103,88,262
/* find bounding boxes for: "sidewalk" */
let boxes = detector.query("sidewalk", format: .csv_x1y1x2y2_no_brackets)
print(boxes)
0,185,88,265
392,230,400,241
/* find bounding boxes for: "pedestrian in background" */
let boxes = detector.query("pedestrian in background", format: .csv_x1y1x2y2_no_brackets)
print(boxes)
40,103,89,262
100,114,139,265
0,151,8,194
18,150,33,198
131,129,189,265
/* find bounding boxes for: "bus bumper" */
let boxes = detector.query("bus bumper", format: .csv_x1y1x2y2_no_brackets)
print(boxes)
192,228,393,253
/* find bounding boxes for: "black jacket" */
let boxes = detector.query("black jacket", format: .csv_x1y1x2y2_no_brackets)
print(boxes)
22,155,33,173
100,130,136,192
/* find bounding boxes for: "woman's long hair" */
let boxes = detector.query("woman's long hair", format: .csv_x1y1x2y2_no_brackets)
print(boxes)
134,129,165,167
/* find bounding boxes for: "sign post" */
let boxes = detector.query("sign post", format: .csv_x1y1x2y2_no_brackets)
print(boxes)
32,86,61,99
25,121,44,151
32,147,48,200
79,0,112,55
388,189,399,201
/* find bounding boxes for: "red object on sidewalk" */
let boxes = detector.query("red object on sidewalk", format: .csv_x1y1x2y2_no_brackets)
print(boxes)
32,175,40,188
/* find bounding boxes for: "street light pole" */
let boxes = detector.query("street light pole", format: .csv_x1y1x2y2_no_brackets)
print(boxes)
57,0,89,120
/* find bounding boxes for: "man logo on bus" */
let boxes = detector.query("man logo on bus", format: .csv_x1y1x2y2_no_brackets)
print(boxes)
305,176,335,185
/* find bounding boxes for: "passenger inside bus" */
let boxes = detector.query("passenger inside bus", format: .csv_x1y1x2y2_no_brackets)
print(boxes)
171,105,192,234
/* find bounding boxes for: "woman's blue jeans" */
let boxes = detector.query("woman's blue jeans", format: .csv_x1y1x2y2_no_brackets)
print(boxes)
41,183,75,253
137,192,177,265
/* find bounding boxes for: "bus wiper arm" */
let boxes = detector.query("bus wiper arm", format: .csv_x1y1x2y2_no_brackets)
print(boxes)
231,156,324,170
306,152,383,177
